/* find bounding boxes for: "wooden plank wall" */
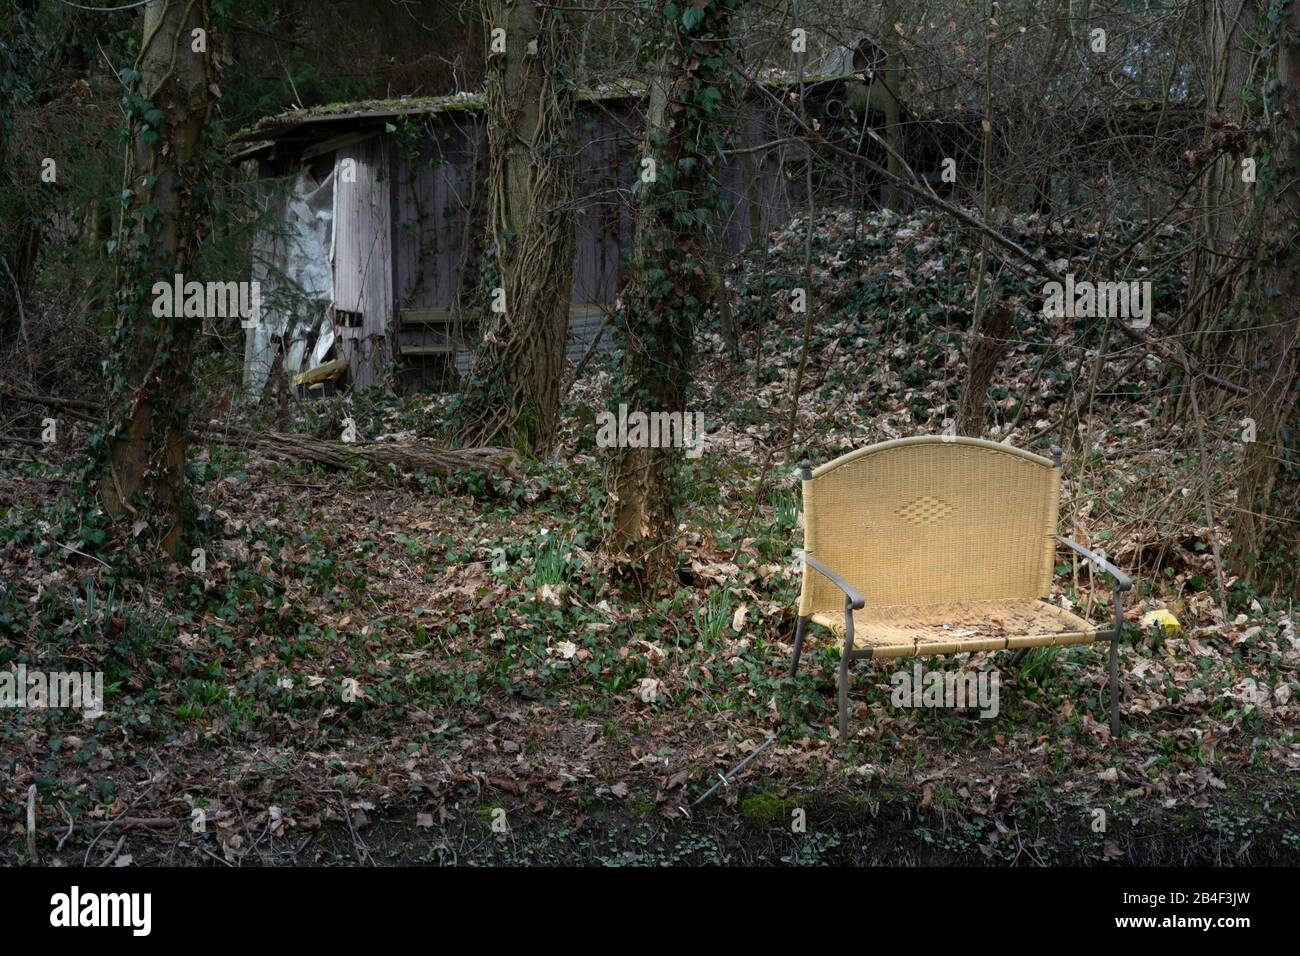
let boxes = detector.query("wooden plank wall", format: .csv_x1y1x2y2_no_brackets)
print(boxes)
391,103,636,328
332,136,393,391
330,94,821,391
392,117,487,315
718,100,802,254
389,115,488,390
571,103,638,305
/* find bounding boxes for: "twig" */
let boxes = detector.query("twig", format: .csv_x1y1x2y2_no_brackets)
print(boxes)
1187,376,1231,619
26,785,37,861
56,0,152,11
56,542,112,569
317,788,372,865
82,787,159,865
99,834,126,867
89,816,183,828
732,64,1249,399
0,254,34,382
194,845,234,867
56,802,75,853
567,306,616,386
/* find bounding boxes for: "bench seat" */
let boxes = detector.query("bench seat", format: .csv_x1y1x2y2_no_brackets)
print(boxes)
811,598,1099,658
790,436,1135,742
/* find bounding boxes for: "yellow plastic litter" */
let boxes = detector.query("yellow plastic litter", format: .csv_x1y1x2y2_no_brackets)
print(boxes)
1141,609,1181,635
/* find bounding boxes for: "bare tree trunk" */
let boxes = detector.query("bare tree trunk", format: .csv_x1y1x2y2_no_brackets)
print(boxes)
876,0,906,211
957,3,1002,439
608,0,746,581
1230,0,1300,592
704,218,740,362
1191,0,1260,384
781,0,817,450
98,0,215,558
453,0,576,456
0,4,38,353
957,301,1013,437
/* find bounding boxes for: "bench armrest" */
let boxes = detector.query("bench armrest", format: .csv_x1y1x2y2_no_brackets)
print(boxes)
1057,536,1134,592
800,552,865,610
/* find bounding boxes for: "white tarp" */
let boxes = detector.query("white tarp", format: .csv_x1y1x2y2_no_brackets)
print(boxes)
244,167,336,397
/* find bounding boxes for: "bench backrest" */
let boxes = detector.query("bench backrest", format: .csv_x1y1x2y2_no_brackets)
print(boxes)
799,436,1061,614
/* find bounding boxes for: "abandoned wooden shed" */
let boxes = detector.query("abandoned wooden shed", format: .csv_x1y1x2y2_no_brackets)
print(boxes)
233,72,892,395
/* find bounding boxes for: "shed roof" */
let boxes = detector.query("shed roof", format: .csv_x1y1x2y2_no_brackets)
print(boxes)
231,71,857,156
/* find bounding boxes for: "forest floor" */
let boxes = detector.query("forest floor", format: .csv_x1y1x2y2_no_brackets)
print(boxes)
2,209,1297,865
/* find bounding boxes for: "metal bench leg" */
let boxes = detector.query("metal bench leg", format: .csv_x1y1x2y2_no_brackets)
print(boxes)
838,597,854,743
1109,635,1119,739
1109,580,1125,739
789,614,808,678
838,648,851,743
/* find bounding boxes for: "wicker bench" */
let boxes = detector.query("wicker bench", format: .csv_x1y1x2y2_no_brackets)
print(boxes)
790,436,1134,741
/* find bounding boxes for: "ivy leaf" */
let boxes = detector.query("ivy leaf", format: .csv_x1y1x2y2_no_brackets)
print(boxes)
681,6,705,30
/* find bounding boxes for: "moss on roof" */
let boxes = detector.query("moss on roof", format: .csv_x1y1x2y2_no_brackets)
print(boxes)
233,72,853,145
234,79,650,142
238,91,484,139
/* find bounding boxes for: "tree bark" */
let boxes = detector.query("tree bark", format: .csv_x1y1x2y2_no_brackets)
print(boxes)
98,0,216,558
957,3,1002,440
1230,0,1300,592
1190,0,1260,385
608,0,747,581
876,0,906,211
0,3,43,361
453,0,576,456
957,300,1014,437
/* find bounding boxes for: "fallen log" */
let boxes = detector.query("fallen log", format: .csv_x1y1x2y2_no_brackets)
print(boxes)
198,422,514,477
0,381,513,478
0,381,99,420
